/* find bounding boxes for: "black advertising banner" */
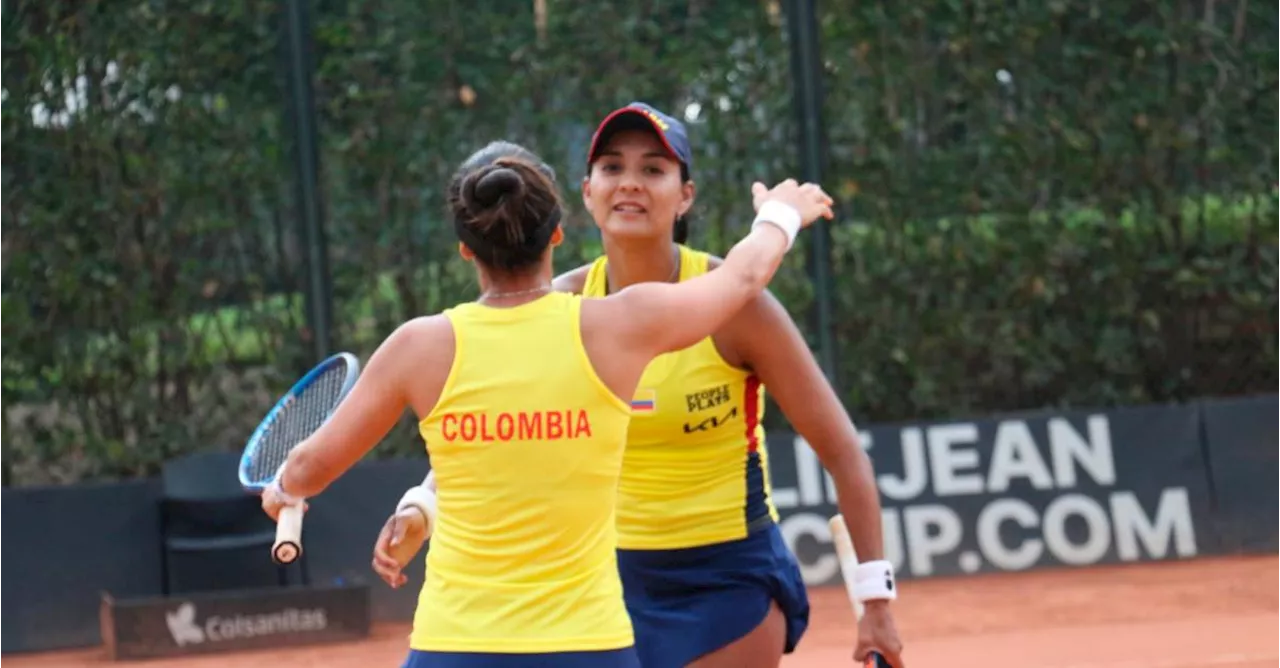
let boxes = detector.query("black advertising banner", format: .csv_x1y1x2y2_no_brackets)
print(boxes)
6,398,1271,652
1201,395,1279,552
100,583,371,660
767,403,1214,585
1,480,164,653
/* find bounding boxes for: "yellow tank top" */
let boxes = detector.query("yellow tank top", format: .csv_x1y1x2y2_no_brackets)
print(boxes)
583,245,780,550
411,293,634,652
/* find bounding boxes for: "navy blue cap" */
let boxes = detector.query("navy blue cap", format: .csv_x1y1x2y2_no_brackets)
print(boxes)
587,102,693,172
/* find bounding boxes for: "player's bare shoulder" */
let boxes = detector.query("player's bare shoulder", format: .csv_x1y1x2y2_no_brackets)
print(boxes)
385,314,457,400
387,314,455,361
362,313,454,417
552,263,593,295
399,313,452,337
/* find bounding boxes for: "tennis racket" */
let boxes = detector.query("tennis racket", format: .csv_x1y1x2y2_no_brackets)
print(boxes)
239,352,361,565
829,514,894,668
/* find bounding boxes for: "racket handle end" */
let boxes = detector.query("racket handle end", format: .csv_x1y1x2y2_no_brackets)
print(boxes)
865,650,896,665
273,541,302,565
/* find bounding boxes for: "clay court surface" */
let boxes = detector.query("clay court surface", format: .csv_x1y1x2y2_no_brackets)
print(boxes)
9,554,1276,668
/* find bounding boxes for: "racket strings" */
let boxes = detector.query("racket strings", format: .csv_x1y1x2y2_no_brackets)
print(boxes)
247,364,352,482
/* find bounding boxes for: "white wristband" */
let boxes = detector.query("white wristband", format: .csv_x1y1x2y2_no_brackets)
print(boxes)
269,462,307,506
752,200,802,250
268,476,307,507
853,560,897,603
396,485,437,539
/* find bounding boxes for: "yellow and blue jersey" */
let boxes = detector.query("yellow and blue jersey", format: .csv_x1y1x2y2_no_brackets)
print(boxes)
583,244,781,551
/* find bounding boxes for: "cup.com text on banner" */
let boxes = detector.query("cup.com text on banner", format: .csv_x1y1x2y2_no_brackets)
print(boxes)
768,403,1211,586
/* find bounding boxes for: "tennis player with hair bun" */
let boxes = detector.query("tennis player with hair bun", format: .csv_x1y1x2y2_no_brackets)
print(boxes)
260,137,835,667
376,104,905,668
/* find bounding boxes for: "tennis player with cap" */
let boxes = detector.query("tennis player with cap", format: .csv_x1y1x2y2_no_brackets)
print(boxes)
375,104,905,667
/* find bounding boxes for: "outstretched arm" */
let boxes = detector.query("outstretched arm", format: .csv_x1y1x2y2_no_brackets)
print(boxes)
596,180,832,361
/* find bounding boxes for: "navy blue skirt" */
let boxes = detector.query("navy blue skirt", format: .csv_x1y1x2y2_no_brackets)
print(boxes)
616,523,810,668
402,648,640,668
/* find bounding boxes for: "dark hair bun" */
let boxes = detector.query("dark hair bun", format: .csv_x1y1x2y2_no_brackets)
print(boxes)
447,143,564,272
471,167,523,208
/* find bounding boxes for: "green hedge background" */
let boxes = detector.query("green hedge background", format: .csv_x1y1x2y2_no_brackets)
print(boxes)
3,0,1275,485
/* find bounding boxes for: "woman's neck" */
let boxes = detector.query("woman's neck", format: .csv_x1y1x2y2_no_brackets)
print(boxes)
477,271,552,306
603,236,681,293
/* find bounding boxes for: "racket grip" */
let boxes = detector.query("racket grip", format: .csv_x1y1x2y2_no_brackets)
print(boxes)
273,504,304,565
833,515,896,668
828,514,865,619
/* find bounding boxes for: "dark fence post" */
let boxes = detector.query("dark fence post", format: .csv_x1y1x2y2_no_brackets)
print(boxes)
283,0,333,362
783,0,838,388
0,404,9,483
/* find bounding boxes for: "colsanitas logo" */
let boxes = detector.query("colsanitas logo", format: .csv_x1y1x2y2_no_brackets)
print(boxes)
165,602,204,646
165,602,328,646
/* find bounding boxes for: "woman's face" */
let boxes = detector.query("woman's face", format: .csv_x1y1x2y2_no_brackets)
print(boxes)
583,129,694,241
